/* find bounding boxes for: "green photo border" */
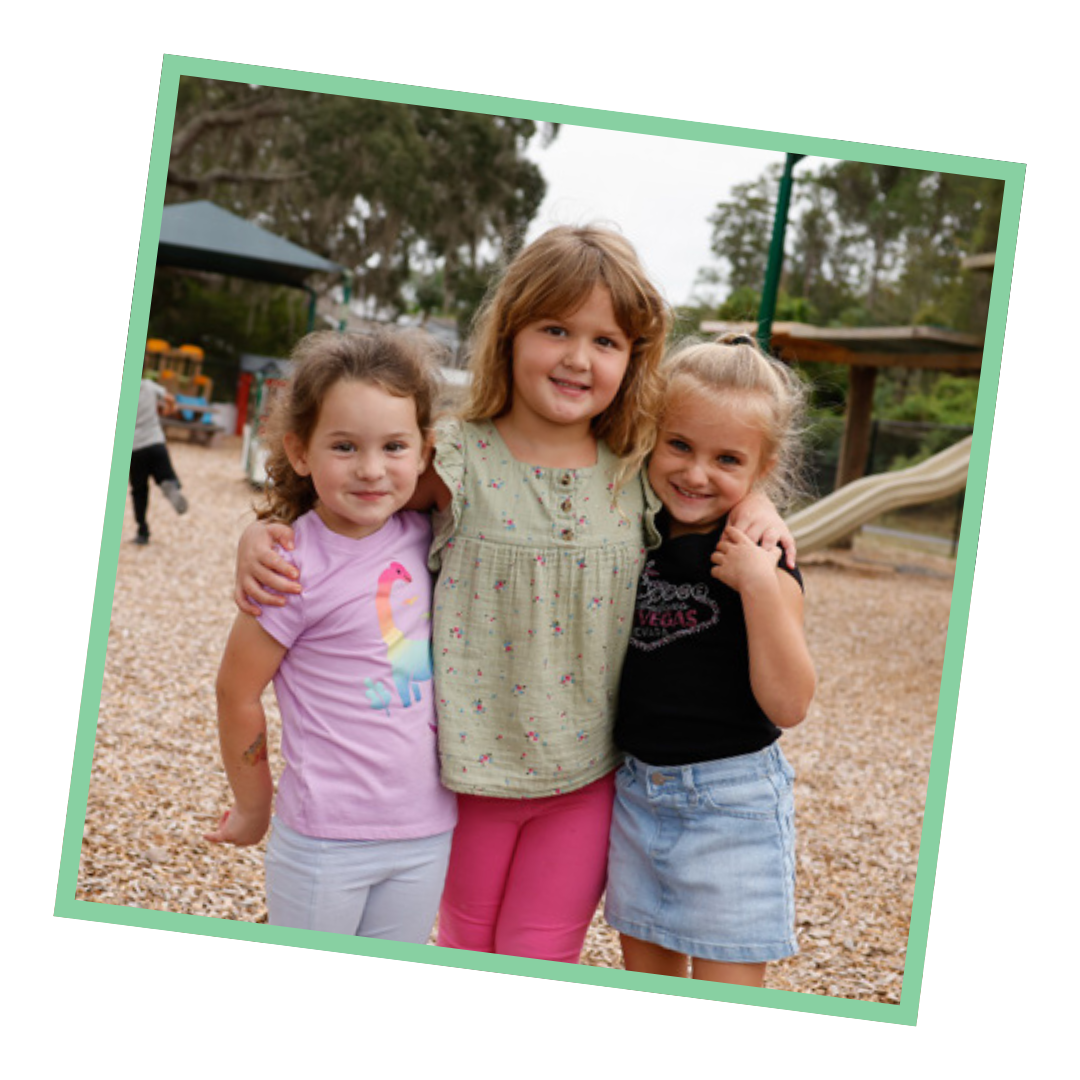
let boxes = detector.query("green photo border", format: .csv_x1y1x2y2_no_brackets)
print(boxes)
54,52,1025,1026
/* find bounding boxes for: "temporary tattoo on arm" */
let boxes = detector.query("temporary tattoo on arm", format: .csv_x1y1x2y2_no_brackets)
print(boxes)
241,733,267,766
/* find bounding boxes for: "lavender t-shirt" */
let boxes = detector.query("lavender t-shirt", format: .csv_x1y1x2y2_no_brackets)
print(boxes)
258,510,456,841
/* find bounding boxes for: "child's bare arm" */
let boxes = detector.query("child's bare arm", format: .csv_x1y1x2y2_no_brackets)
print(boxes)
404,460,451,512
205,613,287,846
727,490,796,569
710,526,815,728
234,521,301,615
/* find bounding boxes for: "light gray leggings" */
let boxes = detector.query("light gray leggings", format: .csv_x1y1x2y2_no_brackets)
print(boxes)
265,817,453,943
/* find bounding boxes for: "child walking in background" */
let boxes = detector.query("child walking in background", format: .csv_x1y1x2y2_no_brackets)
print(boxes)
207,330,457,944
129,377,188,544
236,227,793,964
605,334,816,987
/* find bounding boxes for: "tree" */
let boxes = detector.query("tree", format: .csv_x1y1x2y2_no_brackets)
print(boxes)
703,159,1003,334
167,81,301,195
706,166,780,293
411,109,549,327
164,78,555,318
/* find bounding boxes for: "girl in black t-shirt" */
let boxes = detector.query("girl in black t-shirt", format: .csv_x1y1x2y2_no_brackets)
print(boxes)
605,334,816,987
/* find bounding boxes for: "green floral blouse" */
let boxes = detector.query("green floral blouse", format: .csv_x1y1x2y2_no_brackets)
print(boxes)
429,418,660,798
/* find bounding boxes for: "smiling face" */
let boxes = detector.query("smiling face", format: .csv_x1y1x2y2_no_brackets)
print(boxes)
648,387,776,538
506,284,632,444
284,379,428,540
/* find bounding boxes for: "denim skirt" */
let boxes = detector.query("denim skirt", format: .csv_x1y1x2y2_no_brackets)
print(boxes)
604,742,797,964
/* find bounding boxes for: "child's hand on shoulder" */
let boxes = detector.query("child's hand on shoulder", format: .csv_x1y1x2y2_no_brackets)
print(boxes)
204,804,270,847
710,525,782,593
728,491,796,569
235,520,301,615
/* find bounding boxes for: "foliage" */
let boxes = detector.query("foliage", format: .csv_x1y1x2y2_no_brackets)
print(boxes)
704,160,1003,335
878,372,980,427
707,168,779,294
713,286,821,325
147,272,309,401
164,78,555,333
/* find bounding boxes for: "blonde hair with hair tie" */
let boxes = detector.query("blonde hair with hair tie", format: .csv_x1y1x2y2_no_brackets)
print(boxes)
660,332,810,511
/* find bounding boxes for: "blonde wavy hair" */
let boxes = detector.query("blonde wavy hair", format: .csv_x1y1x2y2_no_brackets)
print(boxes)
660,332,811,512
258,329,442,524
462,225,671,488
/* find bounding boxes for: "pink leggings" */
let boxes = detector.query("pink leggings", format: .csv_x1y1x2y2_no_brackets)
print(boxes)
436,771,615,963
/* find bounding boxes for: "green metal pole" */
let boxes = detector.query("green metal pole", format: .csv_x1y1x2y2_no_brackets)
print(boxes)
305,286,317,333
757,153,805,355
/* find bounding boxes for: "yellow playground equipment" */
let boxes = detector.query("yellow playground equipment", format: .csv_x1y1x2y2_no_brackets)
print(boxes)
143,339,223,443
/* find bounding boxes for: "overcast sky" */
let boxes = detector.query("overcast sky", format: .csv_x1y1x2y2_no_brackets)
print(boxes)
524,123,781,307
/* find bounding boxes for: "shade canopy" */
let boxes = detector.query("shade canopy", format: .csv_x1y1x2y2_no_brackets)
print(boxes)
157,200,344,288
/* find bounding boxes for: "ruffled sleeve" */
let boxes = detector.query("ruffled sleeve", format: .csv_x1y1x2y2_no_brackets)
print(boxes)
428,416,468,572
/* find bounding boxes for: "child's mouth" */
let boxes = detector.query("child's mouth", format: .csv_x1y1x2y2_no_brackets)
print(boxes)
551,378,589,395
671,484,712,501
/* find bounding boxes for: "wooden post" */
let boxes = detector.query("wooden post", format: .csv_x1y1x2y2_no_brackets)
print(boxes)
835,365,877,489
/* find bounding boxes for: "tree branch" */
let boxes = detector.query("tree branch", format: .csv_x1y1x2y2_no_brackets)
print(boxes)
166,167,309,193
171,97,290,160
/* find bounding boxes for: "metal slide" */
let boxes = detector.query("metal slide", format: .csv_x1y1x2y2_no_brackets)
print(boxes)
787,436,972,555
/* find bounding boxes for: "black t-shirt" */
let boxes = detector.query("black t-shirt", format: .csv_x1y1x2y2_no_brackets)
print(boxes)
614,512,803,766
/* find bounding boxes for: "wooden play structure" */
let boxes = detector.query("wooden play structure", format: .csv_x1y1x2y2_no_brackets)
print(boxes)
143,339,224,444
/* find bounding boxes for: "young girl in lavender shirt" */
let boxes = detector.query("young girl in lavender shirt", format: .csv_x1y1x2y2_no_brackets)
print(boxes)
207,329,456,943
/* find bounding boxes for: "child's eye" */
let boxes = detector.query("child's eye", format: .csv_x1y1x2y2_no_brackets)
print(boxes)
668,439,691,453
717,454,741,466
385,441,408,453
596,336,621,349
332,441,356,453
543,325,568,338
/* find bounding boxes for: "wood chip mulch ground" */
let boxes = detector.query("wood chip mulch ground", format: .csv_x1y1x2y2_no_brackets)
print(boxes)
75,436,955,1005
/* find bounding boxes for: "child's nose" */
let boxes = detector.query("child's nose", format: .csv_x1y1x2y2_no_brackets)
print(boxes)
563,338,589,369
684,461,708,485
355,451,385,478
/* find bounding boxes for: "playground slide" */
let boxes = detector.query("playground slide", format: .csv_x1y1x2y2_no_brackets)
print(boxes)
787,436,972,555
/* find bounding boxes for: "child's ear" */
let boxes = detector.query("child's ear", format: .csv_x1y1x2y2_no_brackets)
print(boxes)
758,454,779,483
284,432,311,476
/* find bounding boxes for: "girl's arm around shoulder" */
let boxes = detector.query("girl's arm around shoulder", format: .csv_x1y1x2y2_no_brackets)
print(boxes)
205,613,288,846
404,459,451,512
235,520,302,616
710,526,816,729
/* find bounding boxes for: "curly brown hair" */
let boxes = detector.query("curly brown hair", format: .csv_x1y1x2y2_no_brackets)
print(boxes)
258,329,443,524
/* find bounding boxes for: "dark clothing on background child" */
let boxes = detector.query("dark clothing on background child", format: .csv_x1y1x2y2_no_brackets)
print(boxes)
129,379,187,543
